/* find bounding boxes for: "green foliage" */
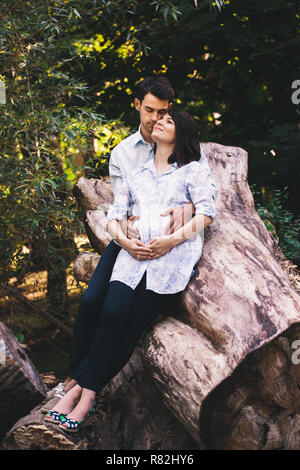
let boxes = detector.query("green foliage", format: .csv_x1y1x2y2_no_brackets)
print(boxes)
251,184,300,264
84,120,131,179
15,333,25,344
0,0,299,294
71,0,299,218
0,0,220,282
0,1,103,283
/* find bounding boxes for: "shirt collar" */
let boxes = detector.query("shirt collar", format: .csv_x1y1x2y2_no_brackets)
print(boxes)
133,125,155,148
141,158,178,176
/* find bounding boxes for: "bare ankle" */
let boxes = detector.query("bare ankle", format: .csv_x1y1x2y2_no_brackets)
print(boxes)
64,379,77,393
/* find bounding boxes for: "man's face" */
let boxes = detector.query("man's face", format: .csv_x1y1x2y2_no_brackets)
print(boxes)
134,92,170,136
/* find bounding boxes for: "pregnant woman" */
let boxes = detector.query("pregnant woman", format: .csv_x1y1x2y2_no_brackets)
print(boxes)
45,108,218,432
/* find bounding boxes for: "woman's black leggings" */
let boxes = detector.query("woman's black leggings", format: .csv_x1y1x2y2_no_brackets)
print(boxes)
67,240,179,393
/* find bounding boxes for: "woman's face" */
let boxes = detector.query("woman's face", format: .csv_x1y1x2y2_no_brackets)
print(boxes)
151,112,176,145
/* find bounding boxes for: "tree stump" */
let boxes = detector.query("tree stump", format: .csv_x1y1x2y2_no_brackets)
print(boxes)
0,322,47,439
4,142,300,449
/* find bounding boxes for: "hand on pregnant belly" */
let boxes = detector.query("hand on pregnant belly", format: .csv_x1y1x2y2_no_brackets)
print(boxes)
124,239,153,260
148,236,175,259
132,207,174,258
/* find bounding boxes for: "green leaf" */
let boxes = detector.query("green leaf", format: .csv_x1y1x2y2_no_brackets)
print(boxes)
163,6,169,22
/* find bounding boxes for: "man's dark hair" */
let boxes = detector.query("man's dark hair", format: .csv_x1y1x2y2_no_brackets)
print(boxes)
166,108,201,167
135,76,174,103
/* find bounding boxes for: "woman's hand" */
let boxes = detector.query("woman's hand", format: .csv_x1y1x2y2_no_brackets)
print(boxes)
122,238,153,261
120,216,140,239
148,236,175,259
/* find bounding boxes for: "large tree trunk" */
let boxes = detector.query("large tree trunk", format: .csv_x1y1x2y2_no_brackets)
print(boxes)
4,142,300,449
3,348,199,450
71,142,300,449
139,143,300,447
0,322,47,439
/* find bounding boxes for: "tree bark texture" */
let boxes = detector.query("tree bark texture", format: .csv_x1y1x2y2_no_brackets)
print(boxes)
3,348,199,450
3,142,300,450
0,322,47,438
72,142,300,449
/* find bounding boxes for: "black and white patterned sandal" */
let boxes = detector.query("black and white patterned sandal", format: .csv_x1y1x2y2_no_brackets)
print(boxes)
44,410,67,425
58,401,96,433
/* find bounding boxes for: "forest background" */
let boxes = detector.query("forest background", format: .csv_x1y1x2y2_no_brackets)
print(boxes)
0,0,299,377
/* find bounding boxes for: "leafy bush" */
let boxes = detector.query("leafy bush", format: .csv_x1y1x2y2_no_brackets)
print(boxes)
251,184,300,265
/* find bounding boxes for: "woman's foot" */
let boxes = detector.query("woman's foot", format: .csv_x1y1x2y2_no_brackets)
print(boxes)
59,388,96,429
49,384,83,415
41,378,77,415
63,378,77,393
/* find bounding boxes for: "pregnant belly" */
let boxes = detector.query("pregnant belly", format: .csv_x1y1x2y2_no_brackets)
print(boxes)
132,207,172,243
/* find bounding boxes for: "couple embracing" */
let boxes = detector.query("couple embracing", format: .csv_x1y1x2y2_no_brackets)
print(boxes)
44,76,219,432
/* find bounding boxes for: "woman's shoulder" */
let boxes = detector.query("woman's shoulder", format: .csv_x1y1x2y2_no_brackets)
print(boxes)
185,159,202,168
182,159,205,173
182,159,211,186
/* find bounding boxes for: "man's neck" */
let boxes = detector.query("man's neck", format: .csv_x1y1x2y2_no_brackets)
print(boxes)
140,125,153,145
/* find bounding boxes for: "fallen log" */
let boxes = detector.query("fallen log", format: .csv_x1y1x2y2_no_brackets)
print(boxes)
3,348,199,450
72,142,300,448
199,324,300,449
0,322,47,438
140,143,300,448
5,142,300,449
73,251,100,284
72,177,113,253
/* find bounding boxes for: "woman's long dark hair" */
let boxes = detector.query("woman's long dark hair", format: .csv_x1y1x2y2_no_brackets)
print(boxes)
166,108,201,167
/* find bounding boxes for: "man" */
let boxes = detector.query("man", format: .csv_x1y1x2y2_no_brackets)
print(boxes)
109,76,214,242
42,76,215,410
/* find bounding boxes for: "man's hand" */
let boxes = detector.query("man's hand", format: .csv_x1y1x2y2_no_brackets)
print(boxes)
161,202,195,235
148,236,175,260
120,216,141,240
122,238,152,260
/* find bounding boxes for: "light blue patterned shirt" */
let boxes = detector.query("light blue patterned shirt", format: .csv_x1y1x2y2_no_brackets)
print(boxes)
109,125,215,217
106,158,219,294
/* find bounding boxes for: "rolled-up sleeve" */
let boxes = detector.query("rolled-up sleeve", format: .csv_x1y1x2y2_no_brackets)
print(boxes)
186,162,219,221
106,176,133,222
